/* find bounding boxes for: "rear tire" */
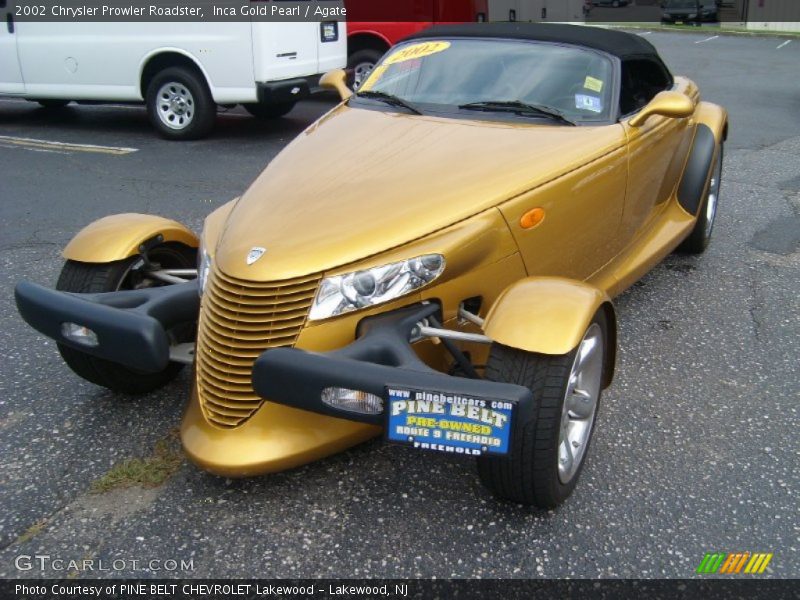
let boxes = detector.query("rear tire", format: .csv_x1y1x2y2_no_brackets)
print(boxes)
347,49,383,90
55,244,195,394
243,101,296,119
477,311,608,508
677,143,723,254
146,66,215,140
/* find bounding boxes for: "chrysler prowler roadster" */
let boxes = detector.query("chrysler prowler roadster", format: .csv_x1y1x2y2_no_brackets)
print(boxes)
16,24,727,508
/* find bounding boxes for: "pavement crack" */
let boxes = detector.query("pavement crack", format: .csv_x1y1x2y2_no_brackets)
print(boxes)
0,241,60,254
746,275,765,343
0,502,71,551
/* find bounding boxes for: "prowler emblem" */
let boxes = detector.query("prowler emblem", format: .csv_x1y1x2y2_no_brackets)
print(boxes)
246,247,267,265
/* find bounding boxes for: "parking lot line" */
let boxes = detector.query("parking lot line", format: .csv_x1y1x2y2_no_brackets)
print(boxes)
776,40,792,50
0,135,138,155
695,35,719,44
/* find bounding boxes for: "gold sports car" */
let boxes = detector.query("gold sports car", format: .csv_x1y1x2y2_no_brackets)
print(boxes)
16,24,727,508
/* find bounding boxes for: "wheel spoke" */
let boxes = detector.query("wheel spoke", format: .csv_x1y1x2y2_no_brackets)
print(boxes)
560,438,574,474
574,336,598,371
567,389,593,419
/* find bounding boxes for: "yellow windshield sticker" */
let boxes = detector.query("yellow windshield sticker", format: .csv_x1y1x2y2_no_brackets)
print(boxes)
384,41,451,65
358,65,388,92
584,76,604,93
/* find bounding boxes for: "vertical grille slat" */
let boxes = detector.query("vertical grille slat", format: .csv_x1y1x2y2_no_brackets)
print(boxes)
196,267,319,428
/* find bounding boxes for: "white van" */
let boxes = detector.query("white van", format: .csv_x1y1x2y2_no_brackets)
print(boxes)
0,20,346,139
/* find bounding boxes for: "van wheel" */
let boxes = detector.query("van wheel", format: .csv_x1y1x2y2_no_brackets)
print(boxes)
348,49,383,89
55,244,195,394
146,66,215,140
477,311,607,508
243,101,296,119
36,99,71,109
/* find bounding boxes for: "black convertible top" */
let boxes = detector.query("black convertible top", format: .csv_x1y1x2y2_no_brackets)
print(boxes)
402,23,663,62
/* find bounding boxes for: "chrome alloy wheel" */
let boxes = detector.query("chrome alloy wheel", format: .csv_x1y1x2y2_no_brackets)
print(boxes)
704,149,723,240
156,82,195,130
558,323,604,484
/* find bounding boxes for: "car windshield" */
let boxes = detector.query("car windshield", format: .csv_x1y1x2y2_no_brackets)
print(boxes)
356,39,615,124
664,0,698,8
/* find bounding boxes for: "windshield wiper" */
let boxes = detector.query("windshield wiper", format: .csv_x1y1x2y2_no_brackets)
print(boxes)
458,100,576,126
353,90,423,115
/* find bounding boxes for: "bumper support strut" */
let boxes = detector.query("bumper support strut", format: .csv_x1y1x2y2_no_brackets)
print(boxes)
252,304,534,426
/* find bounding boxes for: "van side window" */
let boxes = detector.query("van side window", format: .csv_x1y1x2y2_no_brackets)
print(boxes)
620,59,673,116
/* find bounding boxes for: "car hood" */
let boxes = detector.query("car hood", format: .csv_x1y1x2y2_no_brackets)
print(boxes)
215,105,625,281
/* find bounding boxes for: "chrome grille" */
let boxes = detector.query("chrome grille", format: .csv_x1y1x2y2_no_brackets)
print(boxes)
196,267,319,428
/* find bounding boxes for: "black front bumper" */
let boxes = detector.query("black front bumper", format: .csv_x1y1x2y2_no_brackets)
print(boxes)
15,280,199,373
257,75,321,105
252,304,534,427
16,282,532,434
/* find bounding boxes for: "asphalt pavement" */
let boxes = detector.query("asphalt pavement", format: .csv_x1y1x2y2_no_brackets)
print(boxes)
0,30,798,578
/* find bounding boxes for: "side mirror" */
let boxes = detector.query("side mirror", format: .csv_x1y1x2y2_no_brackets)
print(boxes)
629,91,695,127
320,69,353,101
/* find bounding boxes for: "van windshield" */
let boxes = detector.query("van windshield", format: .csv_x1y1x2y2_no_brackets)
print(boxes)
354,39,615,124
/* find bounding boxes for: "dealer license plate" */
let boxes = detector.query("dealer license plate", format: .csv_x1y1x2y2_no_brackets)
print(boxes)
385,387,515,457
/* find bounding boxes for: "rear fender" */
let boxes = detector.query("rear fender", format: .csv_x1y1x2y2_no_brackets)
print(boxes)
62,213,198,263
483,277,616,388
678,102,728,216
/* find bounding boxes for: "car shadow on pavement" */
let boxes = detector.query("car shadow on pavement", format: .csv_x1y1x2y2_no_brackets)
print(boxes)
0,101,331,142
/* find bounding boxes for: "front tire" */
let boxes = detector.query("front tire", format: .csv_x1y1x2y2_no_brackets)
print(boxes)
55,245,195,395
678,143,723,254
145,66,215,140
477,311,608,508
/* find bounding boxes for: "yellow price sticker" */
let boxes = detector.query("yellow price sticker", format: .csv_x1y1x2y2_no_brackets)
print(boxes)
384,41,451,65
584,76,604,93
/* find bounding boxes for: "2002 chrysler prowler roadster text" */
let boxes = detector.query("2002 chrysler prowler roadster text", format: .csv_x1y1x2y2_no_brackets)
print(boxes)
16,24,727,508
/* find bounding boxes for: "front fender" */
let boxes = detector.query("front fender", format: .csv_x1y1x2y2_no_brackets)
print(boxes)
484,277,616,386
62,213,198,263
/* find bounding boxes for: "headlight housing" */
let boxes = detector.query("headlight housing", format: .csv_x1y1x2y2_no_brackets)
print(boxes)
309,254,445,321
197,241,212,297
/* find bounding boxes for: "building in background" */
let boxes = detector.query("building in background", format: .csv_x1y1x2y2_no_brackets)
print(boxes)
489,0,587,23
741,0,800,32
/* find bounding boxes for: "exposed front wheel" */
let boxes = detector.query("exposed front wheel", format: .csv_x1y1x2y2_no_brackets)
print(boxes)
146,66,215,140
55,244,195,394
678,143,723,254
477,311,608,508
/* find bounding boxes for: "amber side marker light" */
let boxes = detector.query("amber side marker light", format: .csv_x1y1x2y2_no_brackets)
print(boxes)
520,208,546,229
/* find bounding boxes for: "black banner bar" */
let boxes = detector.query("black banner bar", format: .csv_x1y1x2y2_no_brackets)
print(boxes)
3,579,799,600
7,0,800,23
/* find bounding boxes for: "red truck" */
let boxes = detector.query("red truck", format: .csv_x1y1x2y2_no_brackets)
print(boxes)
346,0,489,87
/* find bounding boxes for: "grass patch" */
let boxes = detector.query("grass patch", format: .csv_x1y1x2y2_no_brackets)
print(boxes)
16,518,48,544
90,430,183,494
